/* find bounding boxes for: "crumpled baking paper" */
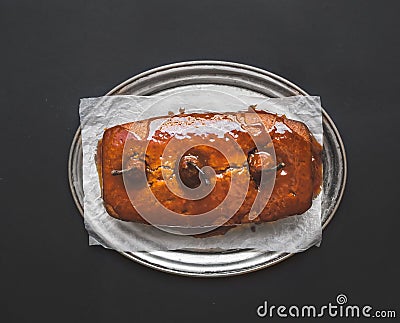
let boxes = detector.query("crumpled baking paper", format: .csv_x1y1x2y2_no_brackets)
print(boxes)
79,91,323,253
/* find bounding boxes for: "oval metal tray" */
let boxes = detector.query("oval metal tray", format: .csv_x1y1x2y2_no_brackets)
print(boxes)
68,61,347,277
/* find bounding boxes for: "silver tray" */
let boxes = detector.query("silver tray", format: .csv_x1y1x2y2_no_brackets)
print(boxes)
68,61,347,277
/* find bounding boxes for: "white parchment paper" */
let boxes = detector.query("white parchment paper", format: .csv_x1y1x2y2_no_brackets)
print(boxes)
79,91,323,253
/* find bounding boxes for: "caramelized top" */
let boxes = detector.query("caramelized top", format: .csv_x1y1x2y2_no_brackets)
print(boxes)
98,110,322,226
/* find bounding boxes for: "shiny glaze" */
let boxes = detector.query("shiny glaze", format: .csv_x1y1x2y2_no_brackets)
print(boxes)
98,111,322,226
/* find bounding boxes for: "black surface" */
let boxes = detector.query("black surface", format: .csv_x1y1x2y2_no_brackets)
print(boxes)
1,1,399,322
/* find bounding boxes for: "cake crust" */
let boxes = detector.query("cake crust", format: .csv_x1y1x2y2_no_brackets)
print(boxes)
98,111,322,226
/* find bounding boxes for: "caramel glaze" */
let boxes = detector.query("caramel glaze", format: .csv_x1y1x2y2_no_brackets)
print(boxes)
98,111,323,229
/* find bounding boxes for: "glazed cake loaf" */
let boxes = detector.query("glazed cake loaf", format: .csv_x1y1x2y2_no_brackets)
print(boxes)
97,110,322,227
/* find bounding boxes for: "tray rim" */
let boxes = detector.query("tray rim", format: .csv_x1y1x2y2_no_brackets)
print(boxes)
68,60,347,277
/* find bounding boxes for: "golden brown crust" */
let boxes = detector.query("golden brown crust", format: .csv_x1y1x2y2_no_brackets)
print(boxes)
98,111,322,226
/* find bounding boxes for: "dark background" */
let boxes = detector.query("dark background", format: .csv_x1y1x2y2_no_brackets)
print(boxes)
1,1,399,322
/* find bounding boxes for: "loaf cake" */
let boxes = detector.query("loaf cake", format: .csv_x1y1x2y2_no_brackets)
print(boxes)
96,110,322,228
